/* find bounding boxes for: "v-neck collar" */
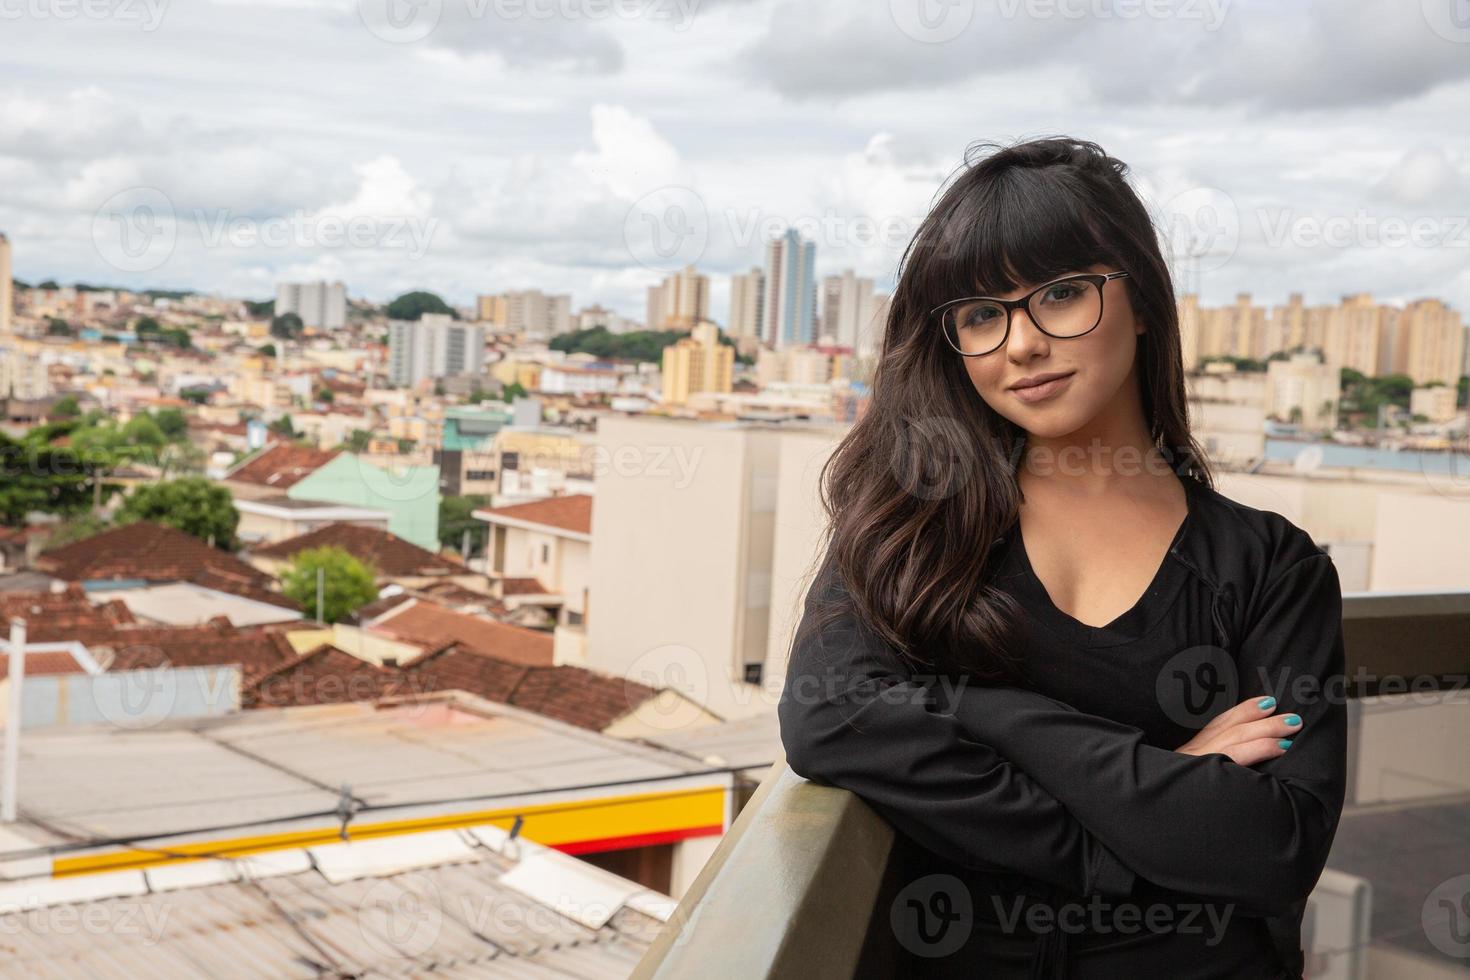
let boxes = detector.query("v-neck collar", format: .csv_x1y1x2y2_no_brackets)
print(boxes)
1003,473,1199,649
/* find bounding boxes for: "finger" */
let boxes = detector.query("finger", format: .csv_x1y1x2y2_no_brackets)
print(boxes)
1201,694,1280,735
1227,735,1294,768
1218,712,1304,745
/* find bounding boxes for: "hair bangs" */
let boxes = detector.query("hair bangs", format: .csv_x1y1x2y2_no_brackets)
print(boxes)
940,166,1120,303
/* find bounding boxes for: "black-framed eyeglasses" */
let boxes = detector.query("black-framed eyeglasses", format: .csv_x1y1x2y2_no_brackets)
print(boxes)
931,270,1131,357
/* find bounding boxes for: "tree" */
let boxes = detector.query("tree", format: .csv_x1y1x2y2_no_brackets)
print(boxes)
153,407,188,439
134,316,162,336
439,494,490,553
0,433,97,523
46,317,72,336
116,477,240,548
280,546,378,624
244,299,274,318
51,395,81,418
269,414,298,438
270,312,304,339
386,291,455,321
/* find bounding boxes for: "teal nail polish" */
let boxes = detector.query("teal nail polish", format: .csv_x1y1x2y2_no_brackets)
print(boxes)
1257,697,1276,710
1278,739,1293,749
1284,714,1301,727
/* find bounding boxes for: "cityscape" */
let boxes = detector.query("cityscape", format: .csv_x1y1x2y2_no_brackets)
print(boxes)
3,1,1470,977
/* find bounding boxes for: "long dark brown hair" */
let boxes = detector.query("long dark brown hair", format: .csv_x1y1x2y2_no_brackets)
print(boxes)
791,135,1213,684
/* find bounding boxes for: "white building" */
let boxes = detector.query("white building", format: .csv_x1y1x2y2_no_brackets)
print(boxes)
275,280,346,330
819,270,879,350
728,267,764,342
0,232,12,336
387,314,486,387
0,347,49,399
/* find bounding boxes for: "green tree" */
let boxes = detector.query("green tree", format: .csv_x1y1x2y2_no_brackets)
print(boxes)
116,477,240,548
268,414,298,438
134,316,162,336
244,299,274,318
386,291,455,321
153,408,188,439
342,429,372,452
270,312,304,339
46,317,72,336
439,494,490,553
281,546,378,624
0,434,97,523
51,395,81,418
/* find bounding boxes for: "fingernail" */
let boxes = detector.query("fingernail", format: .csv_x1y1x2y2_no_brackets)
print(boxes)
1278,739,1293,750
1257,697,1276,710
1284,714,1301,727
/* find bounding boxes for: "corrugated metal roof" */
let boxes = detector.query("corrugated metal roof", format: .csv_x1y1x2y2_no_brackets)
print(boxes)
3,695,715,846
0,826,666,977
643,708,782,773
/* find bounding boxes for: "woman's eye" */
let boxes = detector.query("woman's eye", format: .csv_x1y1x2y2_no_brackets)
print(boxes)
1042,284,1078,303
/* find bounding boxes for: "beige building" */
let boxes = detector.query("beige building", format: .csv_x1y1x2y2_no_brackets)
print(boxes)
476,290,572,338
647,265,710,331
1397,299,1465,386
1187,364,1268,466
728,267,764,341
0,232,12,336
661,321,733,405
1265,351,1340,431
1409,384,1459,423
473,494,593,664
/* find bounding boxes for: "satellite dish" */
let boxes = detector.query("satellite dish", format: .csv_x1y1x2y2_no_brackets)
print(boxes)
1293,445,1324,474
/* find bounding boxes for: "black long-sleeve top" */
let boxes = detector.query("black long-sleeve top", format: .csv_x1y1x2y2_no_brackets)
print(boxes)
778,473,1347,979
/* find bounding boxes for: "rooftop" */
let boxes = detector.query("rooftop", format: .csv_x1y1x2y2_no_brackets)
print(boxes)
474,494,593,537
250,523,464,579
224,441,340,489
35,522,297,613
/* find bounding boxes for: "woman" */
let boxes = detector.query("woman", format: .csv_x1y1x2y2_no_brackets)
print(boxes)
777,137,1347,979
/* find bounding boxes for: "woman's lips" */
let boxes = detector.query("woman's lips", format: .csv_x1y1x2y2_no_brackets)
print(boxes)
1010,372,1074,404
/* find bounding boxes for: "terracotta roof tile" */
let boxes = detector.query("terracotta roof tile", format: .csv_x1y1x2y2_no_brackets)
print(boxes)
243,644,410,709
371,602,553,667
102,622,298,685
251,524,463,578
499,577,553,596
35,522,297,611
476,494,592,535
401,644,660,731
225,442,339,489
0,650,91,676
0,586,137,643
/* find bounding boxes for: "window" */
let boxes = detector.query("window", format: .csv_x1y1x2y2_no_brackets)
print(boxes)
743,663,763,685
566,610,584,627
541,544,549,562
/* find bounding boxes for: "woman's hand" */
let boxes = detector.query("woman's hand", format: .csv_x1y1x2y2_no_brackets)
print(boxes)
1175,695,1303,766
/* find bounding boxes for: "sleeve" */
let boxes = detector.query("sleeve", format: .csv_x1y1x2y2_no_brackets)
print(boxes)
943,553,1348,918
777,551,1137,898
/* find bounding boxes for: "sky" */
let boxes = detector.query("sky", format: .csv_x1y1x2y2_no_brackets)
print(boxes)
2,0,1470,324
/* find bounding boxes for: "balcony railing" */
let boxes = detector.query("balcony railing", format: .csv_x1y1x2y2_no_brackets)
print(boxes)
633,589,1470,979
